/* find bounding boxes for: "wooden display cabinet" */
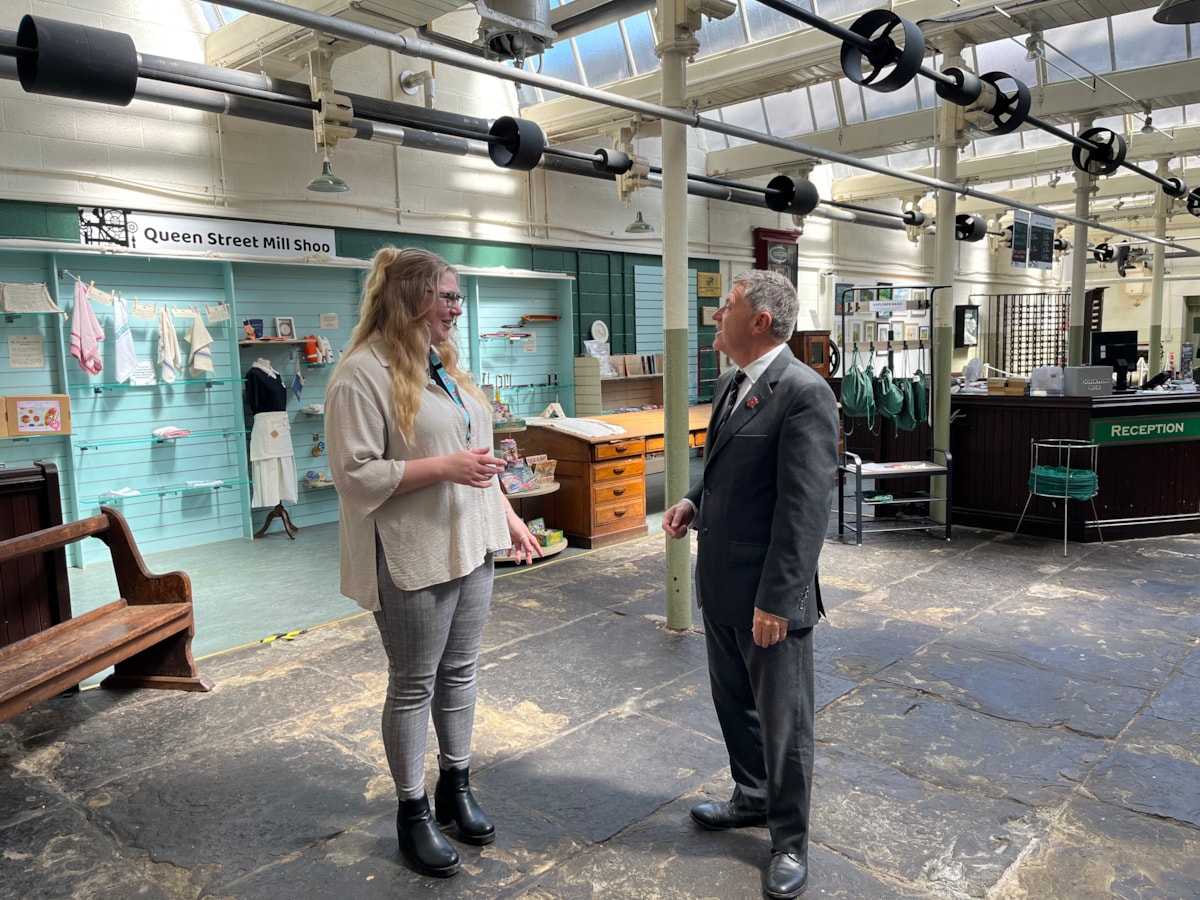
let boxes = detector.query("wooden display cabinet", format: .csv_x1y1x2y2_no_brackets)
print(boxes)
787,330,832,379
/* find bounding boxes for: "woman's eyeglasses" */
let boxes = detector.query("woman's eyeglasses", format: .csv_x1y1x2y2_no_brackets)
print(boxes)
438,291,465,308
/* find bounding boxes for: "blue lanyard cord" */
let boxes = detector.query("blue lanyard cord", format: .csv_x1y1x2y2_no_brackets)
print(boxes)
429,350,472,445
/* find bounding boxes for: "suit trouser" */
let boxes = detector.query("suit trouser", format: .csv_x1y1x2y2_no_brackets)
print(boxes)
702,610,815,859
373,541,493,800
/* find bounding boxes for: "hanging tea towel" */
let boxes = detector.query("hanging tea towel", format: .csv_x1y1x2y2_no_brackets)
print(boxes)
113,291,140,383
187,313,215,376
69,280,104,375
157,305,182,383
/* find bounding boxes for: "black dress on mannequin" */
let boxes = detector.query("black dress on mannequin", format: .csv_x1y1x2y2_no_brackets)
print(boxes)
246,360,298,539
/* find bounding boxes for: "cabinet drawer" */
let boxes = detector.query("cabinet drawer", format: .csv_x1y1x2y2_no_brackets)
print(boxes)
593,439,645,461
593,495,646,530
592,476,644,505
593,457,644,483
645,436,664,454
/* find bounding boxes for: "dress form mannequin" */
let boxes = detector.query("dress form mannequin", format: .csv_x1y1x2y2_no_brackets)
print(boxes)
246,358,298,538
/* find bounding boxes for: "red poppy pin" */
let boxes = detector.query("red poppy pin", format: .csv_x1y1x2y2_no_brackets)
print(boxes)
746,397,759,409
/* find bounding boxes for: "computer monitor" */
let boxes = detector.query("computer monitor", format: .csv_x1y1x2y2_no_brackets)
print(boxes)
1090,330,1138,392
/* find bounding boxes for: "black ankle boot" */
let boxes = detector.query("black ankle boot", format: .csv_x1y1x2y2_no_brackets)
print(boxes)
434,763,496,846
397,795,459,877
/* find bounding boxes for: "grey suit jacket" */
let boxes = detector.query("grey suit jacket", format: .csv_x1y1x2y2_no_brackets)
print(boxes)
684,346,839,630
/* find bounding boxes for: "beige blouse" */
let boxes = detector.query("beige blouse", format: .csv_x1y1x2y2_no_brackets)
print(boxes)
326,342,511,609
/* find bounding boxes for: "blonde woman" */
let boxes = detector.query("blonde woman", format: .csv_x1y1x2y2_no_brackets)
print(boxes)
327,247,540,878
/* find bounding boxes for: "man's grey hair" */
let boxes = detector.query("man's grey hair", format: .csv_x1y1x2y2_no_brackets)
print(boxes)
732,269,798,342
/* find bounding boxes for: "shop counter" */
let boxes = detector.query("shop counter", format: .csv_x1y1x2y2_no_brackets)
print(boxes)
949,391,1200,541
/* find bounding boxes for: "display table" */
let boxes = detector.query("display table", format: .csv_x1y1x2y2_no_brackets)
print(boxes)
519,405,712,548
838,449,952,544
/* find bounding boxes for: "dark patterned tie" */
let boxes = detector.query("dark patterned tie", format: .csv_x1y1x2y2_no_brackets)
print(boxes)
713,370,747,438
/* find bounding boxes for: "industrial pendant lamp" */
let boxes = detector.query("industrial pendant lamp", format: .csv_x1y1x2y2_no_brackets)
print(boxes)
307,156,349,193
625,211,654,233
1153,0,1200,22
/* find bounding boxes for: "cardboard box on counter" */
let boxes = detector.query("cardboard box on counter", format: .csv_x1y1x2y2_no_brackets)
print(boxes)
5,394,71,435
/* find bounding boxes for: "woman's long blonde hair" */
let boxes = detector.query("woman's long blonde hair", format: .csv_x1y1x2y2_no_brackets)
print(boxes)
340,246,486,439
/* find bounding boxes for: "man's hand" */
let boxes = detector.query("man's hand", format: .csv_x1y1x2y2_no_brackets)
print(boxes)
752,608,789,648
661,500,695,539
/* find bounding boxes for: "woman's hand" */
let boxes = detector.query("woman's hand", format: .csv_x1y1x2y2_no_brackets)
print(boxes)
444,447,507,488
506,509,544,565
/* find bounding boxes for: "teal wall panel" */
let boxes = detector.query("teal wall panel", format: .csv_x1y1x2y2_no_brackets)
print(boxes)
0,201,79,241
633,266,700,399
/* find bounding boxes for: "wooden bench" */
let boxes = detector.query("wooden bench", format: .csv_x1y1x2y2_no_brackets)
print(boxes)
0,463,212,723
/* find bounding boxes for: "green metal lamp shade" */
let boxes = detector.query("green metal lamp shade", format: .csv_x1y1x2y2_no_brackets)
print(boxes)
625,211,654,233
1154,0,1200,23
307,157,349,193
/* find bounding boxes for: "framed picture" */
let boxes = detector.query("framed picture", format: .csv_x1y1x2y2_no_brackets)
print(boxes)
275,316,296,339
877,285,892,303
955,305,980,347
894,287,911,304
911,288,927,305
851,322,862,344
862,322,875,344
860,288,876,305
919,325,931,342
904,322,920,341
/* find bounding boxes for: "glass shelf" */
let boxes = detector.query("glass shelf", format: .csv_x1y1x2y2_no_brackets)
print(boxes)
303,362,333,368
480,334,530,342
75,429,247,451
71,378,240,395
91,480,248,504
4,311,62,321
494,383,574,394
0,432,68,444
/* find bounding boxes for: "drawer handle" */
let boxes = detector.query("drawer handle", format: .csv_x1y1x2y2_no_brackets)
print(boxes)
613,507,627,517
612,487,627,496
613,443,629,452
612,466,626,475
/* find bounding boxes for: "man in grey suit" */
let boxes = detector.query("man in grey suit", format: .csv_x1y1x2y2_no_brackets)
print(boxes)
663,269,839,899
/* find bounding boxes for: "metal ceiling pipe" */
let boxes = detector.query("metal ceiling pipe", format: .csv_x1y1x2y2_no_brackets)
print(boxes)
213,0,1180,249
135,49,494,135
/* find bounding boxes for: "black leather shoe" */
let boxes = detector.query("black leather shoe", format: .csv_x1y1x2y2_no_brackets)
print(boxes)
765,851,808,899
397,795,459,878
690,800,767,830
435,763,496,846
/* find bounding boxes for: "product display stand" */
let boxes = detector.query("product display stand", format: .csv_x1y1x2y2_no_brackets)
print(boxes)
254,502,298,539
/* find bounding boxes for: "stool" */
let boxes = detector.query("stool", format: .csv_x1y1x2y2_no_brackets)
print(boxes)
1014,439,1103,556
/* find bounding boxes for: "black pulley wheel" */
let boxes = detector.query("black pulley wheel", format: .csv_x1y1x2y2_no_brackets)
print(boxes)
764,175,819,215
840,10,926,93
935,66,982,106
954,214,987,242
1187,191,1200,217
828,341,841,378
592,148,632,174
975,72,1031,135
1163,176,1189,199
488,117,546,171
17,15,138,105
1072,127,1127,177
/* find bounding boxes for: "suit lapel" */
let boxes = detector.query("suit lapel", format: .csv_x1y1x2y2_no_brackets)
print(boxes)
706,348,793,461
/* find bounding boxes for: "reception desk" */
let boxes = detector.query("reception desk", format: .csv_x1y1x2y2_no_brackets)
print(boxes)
519,406,712,548
950,392,1200,541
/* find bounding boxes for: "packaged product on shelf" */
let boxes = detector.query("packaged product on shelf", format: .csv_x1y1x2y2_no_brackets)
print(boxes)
532,459,557,484
499,458,537,493
538,529,564,547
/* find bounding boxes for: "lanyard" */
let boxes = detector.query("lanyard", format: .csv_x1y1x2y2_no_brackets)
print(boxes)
429,350,472,446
